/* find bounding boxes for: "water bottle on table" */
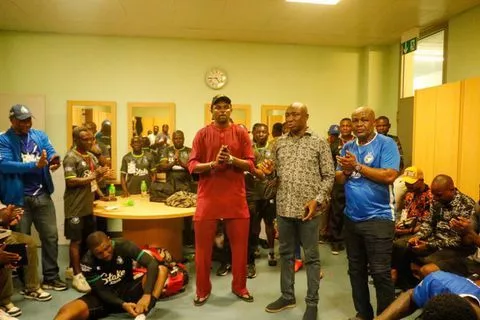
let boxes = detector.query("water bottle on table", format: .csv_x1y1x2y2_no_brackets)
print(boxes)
108,184,116,200
140,180,148,197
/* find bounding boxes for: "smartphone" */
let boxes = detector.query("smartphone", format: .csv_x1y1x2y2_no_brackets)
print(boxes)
5,243,28,265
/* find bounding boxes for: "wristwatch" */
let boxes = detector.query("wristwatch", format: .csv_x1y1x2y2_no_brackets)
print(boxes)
227,155,234,165
354,163,362,173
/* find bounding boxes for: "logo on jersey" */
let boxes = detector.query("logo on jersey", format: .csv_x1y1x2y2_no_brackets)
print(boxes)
134,168,149,176
116,256,124,265
364,152,374,165
70,217,80,225
101,269,126,285
80,264,92,273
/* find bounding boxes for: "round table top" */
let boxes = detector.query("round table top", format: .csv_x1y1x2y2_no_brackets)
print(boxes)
93,195,195,220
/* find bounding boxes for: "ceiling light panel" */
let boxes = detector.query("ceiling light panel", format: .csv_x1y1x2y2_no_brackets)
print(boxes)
286,0,341,5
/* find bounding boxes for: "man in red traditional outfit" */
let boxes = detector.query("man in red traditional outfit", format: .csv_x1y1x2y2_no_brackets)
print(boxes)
188,94,256,306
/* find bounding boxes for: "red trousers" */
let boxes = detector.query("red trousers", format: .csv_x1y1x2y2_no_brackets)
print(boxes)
194,218,250,298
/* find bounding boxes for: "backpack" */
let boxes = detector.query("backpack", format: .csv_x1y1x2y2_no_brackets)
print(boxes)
133,246,189,299
149,181,175,202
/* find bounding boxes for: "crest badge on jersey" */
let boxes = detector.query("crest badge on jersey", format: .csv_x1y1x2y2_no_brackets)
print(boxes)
116,256,124,265
364,152,374,165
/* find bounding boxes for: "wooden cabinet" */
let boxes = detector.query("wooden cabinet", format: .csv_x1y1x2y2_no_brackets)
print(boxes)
413,78,480,200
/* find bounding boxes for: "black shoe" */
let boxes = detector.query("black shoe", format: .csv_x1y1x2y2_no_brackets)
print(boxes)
303,306,318,320
265,297,296,313
247,264,257,279
331,242,345,255
268,252,277,266
216,263,231,276
42,278,68,291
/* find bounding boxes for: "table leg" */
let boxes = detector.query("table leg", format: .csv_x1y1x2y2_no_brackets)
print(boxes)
122,218,184,260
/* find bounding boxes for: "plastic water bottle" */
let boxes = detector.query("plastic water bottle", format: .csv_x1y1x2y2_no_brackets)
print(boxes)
108,184,116,200
140,180,148,197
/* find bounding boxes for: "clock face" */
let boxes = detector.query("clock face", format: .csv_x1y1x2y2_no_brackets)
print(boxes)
205,68,227,90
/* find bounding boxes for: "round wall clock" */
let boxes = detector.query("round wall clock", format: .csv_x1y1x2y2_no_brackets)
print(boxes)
205,68,228,90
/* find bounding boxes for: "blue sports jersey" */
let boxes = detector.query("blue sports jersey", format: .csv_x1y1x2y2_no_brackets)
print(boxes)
413,271,480,308
339,133,400,222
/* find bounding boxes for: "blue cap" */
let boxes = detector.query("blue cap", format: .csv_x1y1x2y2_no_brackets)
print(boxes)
9,104,33,120
328,124,339,135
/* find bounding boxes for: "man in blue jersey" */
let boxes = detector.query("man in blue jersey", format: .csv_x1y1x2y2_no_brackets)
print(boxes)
336,106,400,320
375,271,480,320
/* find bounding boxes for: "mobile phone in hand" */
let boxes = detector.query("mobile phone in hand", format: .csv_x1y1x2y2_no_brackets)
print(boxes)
5,243,28,265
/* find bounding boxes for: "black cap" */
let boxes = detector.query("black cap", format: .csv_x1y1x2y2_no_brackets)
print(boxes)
211,94,231,105
9,104,33,120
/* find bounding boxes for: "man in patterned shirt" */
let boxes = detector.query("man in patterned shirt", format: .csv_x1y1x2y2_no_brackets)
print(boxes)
263,102,334,320
392,166,433,289
120,136,156,197
336,106,400,320
407,175,476,277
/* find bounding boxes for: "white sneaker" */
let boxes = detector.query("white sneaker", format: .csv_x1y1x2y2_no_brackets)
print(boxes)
72,273,91,293
23,288,52,301
0,303,21,317
65,267,74,280
134,314,146,320
0,308,19,320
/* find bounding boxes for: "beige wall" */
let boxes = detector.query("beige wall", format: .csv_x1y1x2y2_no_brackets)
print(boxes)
448,5,480,82
0,31,399,234
0,31,399,158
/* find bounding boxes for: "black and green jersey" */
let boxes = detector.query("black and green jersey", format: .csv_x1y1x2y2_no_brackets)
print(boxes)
63,149,99,218
120,151,156,194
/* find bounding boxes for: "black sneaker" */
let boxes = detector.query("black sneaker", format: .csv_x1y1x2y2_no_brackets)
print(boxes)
247,264,257,279
268,252,277,266
265,297,296,313
331,242,345,255
216,263,231,276
303,305,318,320
42,278,68,291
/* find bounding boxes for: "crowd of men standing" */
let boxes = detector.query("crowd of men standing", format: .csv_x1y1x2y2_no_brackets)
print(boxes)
0,98,479,320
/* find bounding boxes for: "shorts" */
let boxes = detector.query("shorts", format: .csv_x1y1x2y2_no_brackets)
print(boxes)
79,277,144,320
65,214,96,242
256,199,276,225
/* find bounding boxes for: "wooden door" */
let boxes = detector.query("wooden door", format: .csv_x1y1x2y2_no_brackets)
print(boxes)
458,77,480,200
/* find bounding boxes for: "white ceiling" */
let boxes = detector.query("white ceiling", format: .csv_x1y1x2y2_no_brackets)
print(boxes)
0,0,479,47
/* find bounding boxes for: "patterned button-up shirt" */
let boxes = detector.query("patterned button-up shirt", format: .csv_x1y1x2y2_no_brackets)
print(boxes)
416,189,476,249
272,128,334,219
403,185,433,221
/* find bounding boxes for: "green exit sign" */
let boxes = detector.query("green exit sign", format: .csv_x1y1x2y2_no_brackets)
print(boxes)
402,38,418,55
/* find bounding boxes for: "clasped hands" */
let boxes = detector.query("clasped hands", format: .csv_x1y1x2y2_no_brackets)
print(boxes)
336,151,358,175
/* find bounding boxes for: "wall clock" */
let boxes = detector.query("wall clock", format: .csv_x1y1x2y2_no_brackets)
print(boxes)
205,68,228,90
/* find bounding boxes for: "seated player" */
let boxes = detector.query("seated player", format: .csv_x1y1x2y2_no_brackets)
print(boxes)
375,271,480,320
54,232,168,320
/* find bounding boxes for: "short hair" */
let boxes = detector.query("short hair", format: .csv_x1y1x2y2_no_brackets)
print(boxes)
253,123,267,132
172,130,184,137
72,126,89,141
376,116,390,123
340,117,351,123
272,122,283,133
86,231,109,251
419,293,477,320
